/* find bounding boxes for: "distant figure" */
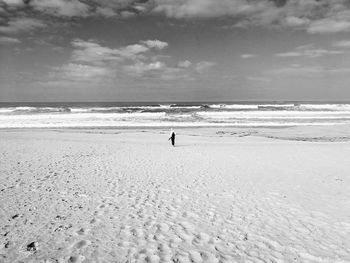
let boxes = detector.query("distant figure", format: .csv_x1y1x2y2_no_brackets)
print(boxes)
168,128,176,147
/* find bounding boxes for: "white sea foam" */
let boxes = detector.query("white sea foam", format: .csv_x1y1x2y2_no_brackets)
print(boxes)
208,104,259,109
0,103,350,128
299,104,350,111
0,108,14,113
0,120,345,128
196,110,350,118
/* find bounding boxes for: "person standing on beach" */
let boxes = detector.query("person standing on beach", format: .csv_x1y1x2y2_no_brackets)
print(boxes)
169,128,176,147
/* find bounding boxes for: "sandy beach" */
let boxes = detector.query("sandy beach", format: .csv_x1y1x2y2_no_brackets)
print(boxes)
1,127,350,263
3,0,350,261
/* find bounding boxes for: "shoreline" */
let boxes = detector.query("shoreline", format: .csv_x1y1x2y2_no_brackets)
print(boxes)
1,124,350,142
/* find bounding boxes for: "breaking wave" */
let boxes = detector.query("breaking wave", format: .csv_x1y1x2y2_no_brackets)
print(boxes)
0,102,350,128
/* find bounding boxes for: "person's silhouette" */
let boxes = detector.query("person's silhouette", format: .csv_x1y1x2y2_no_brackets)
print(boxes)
168,128,176,147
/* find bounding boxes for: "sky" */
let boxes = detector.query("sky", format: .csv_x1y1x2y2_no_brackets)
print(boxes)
1,0,350,102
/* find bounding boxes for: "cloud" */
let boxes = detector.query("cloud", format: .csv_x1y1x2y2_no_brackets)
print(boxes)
2,0,350,34
70,39,169,65
1,0,23,5
333,40,350,48
89,0,154,18
0,17,46,33
124,61,166,76
0,0,153,18
284,16,310,27
95,6,117,17
275,45,344,58
123,60,192,80
241,54,256,59
266,65,350,76
152,0,270,19
177,60,192,68
44,62,112,88
54,63,110,79
195,61,216,73
71,39,123,64
152,0,350,34
0,36,20,44
275,52,302,57
247,76,271,82
140,40,168,50
307,19,350,34
29,0,90,17
47,38,199,83
122,44,149,54
0,0,90,17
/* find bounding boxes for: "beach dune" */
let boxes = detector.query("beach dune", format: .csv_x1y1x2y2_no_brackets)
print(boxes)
0,128,349,262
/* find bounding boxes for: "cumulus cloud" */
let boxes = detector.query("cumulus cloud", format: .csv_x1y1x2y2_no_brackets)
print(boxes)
123,60,192,80
44,61,112,89
284,16,309,27
0,36,20,44
71,40,122,64
177,60,192,68
70,39,169,65
55,63,110,79
122,44,149,55
48,38,200,83
0,17,46,33
140,40,168,50
124,61,166,76
195,61,216,73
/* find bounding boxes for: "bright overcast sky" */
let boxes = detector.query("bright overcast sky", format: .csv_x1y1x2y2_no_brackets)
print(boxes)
1,0,350,102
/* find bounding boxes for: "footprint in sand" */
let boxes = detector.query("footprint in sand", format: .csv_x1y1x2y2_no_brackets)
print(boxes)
74,240,91,249
76,227,89,236
93,209,104,217
145,254,161,263
68,255,85,263
89,217,100,224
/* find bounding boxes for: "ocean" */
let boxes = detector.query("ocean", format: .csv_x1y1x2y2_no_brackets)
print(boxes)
1,102,350,128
